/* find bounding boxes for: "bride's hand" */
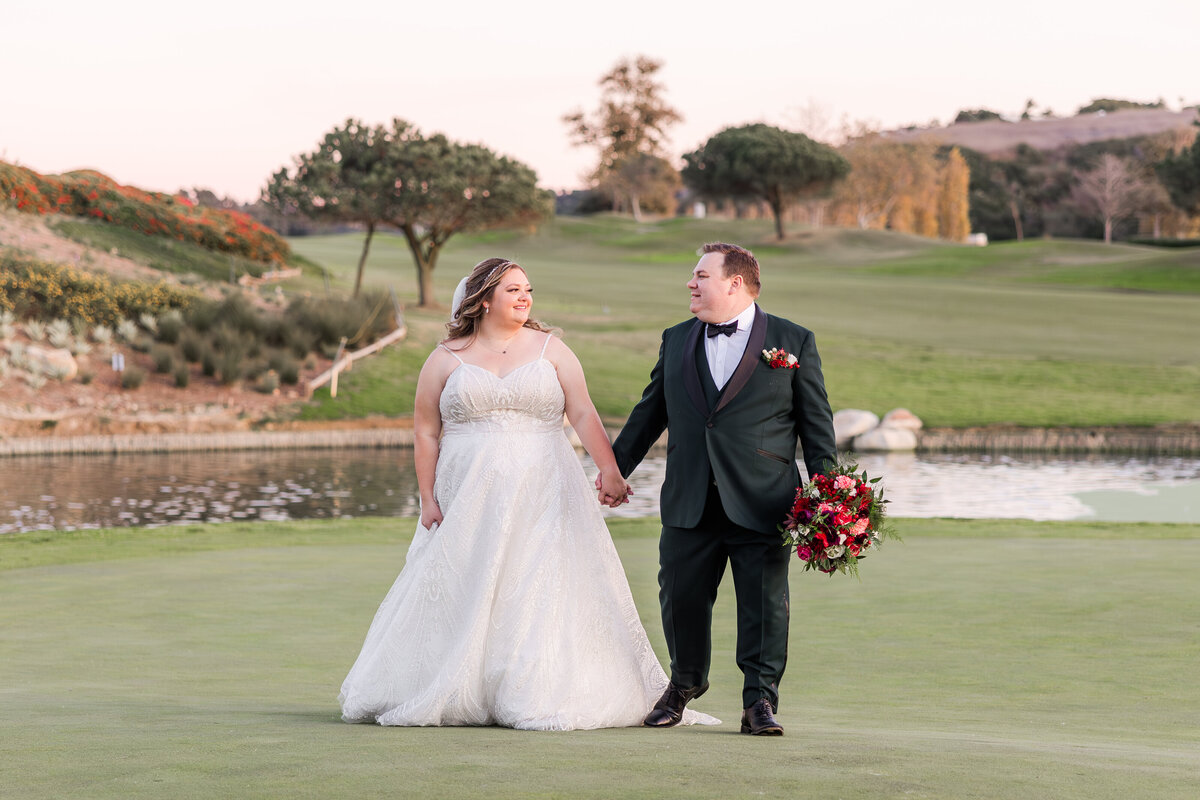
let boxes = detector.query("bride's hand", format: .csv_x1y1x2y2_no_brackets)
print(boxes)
420,502,444,531
597,469,632,508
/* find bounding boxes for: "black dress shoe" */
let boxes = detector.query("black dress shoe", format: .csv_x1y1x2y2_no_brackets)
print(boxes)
643,681,709,727
740,697,784,736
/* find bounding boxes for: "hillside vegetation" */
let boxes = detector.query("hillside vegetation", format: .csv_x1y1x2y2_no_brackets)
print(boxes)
291,215,1200,428
886,107,1197,155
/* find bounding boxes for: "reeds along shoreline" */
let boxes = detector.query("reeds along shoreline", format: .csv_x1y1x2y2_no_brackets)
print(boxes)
1,424,1199,457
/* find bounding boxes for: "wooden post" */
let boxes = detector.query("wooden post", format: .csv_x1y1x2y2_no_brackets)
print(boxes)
330,337,347,398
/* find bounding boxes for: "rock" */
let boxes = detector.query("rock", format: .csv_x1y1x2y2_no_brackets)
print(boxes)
25,344,78,381
853,426,918,452
833,409,879,448
881,408,923,431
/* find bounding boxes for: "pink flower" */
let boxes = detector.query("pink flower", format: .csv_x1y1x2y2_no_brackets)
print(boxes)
849,518,869,538
817,502,833,514
834,474,856,491
796,546,813,562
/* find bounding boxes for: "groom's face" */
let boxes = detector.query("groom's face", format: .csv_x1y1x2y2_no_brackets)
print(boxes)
688,252,740,323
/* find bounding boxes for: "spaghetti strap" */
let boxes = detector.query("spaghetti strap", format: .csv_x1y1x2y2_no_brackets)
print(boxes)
539,332,554,358
440,344,465,364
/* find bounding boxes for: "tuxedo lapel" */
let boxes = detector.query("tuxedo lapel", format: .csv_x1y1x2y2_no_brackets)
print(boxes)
713,305,767,415
680,318,708,418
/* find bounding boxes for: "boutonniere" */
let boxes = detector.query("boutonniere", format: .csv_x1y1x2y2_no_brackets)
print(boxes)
761,347,800,369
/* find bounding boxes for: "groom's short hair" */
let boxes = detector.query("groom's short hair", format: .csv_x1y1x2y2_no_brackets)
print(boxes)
702,242,761,297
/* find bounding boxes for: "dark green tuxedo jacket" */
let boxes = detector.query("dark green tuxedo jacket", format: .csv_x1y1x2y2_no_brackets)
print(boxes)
613,305,837,533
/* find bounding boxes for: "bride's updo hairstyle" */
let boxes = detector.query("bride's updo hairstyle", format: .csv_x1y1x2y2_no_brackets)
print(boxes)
445,257,550,341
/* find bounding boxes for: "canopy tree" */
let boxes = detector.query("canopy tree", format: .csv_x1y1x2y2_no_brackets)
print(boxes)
564,56,682,221
389,133,552,307
1155,118,1200,215
264,119,403,297
266,119,551,307
682,124,849,240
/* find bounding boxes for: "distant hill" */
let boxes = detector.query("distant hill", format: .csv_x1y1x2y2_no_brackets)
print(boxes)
884,108,1197,155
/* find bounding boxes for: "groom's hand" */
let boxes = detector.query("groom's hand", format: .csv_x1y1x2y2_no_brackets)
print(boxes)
595,472,633,508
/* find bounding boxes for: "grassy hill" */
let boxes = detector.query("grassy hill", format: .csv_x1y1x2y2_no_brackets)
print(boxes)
288,216,1200,428
886,107,1197,155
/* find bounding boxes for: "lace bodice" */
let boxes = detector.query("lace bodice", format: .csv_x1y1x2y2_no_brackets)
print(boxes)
439,360,565,435
438,335,564,435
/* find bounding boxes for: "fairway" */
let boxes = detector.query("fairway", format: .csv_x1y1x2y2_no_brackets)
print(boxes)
2,518,1198,799
287,218,1200,428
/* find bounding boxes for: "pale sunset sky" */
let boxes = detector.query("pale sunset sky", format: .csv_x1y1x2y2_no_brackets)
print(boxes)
3,0,1196,202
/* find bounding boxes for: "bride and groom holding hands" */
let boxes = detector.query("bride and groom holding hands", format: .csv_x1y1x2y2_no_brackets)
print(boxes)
339,242,837,735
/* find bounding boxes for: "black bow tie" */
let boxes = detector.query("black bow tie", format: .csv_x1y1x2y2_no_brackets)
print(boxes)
706,322,738,338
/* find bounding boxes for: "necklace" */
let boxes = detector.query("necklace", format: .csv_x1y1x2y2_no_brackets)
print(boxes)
476,330,521,354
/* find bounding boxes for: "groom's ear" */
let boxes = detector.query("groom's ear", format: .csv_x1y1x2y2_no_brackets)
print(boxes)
728,275,743,293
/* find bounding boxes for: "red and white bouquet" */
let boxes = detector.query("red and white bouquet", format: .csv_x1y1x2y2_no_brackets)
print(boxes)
780,463,893,577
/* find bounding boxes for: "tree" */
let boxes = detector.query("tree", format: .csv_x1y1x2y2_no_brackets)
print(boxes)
265,119,402,297
1076,154,1145,243
938,148,972,242
1078,98,1165,114
563,56,683,222
1155,118,1200,214
954,108,1004,124
387,132,552,307
267,119,551,307
681,124,849,240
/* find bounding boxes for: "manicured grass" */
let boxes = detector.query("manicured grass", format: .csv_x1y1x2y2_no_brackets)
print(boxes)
2,517,1198,799
288,217,1200,427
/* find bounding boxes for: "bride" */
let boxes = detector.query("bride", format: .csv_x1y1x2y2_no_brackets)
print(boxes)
338,257,717,730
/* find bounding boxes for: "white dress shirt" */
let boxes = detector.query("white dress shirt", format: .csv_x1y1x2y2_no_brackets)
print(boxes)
704,303,757,390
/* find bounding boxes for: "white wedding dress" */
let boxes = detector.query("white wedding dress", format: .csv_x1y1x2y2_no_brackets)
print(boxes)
339,334,717,730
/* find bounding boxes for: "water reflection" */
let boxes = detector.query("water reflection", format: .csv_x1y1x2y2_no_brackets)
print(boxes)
1,449,418,534
1,448,1197,534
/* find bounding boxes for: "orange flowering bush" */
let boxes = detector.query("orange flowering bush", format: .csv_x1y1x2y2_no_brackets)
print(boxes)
0,162,288,264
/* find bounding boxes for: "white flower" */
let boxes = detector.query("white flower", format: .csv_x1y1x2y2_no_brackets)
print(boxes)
786,353,798,366
825,545,845,558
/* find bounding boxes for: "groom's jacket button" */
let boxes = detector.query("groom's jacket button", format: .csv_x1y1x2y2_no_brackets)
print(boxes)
706,422,714,428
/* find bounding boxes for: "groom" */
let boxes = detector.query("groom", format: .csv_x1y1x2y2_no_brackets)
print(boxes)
607,242,836,736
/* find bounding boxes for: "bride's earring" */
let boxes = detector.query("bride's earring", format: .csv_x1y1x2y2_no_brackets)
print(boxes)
484,305,490,314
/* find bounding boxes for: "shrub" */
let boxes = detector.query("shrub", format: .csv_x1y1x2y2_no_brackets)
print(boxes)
180,330,204,363
0,253,198,326
47,319,73,348
23,320,46,341
277,357,301,385
0,162,290,263
79,370,95,385
157,309,184,344
90,324,113,346
151,344,174,373
173,364,190,388
216,348,243,385
255,370,280,394
200,346,217,377
284,290,394,350
131,335,154,353
121,365,146,389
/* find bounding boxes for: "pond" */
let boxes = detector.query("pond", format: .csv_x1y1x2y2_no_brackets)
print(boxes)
2,448,1197,535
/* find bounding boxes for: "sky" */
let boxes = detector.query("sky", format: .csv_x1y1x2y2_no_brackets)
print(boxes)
4,0,1197,203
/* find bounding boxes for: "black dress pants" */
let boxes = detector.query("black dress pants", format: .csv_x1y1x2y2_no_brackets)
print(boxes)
658,481,791,710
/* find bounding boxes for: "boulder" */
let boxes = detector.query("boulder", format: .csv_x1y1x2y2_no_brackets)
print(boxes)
833,409,879,448
25,344,78,381
853,426,918,452
881,407,923,431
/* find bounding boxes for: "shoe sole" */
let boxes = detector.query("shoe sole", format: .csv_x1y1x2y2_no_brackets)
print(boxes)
740,723,784,736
